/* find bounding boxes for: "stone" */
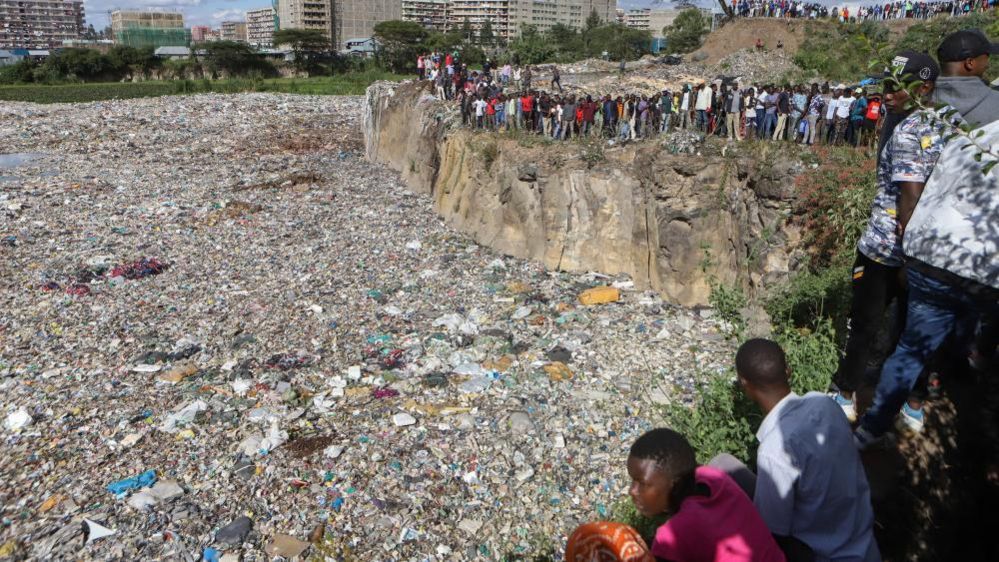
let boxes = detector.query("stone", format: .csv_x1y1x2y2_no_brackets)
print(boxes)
508,411,534,434
264,534,310,558
517,165,538,182
458,518,483,536
392,412,417,427
215,516,253,546
149,480,185,502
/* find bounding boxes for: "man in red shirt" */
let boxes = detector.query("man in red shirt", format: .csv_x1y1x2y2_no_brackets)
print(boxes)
521,93,534,132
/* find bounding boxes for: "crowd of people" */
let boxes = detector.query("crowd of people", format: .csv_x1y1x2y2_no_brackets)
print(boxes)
734,0,997,20
429,56,883,147
562,28,999,562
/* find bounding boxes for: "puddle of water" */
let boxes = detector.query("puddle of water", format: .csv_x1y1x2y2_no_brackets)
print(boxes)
0,153,46,169
0,153,56,182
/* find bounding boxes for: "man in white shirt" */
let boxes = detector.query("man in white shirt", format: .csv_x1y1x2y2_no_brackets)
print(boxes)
694,83,712,131
833,89,855,145
734,339,881,562
823,85,841,143
473,96,487,129
679,85,692,130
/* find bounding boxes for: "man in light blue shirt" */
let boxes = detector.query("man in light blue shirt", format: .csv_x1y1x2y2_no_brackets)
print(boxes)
735,339,881,562
790,86,808,143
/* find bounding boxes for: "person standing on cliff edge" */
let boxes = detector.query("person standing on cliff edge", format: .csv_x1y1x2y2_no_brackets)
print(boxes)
552,65,563,93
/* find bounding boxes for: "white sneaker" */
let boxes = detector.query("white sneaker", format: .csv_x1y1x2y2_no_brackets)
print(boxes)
830,392,857,423
897,403,925,434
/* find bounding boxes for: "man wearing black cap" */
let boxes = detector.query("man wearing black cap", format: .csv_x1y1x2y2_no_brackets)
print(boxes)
832,51,946,441
934,29,999,127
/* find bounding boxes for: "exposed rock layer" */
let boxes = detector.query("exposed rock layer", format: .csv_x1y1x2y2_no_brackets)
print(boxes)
364,81,803,306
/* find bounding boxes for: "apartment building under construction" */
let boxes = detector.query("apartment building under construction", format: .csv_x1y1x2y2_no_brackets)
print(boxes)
0,0,85,49
111,10,190,48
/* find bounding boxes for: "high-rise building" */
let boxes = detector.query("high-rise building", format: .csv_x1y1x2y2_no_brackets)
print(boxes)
622,8,680,38
221,20,248,42
277,0,333,45
246,7,276,47
443,0,615,43
401,0,448,32
277,0,400,51
192,25,215,43
0,0,85,49
337,0,400,47
111,10,190,48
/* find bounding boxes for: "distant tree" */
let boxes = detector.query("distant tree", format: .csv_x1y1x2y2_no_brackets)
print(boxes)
508,24,556,65
0,59,38,84
274,28,330,74
479,18,495,47
585,9,602,32
588,23,652,61
106,46,160,80
44,48,108,81
372,20,429,73
426,30,464,53
202,41,274,78
461,17,474,42
664,8,710,54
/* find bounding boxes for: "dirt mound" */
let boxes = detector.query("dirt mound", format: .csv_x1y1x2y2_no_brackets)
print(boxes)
692,17,924,65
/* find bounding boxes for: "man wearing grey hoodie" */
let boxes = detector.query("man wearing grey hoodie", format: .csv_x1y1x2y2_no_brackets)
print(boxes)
934,29,999,128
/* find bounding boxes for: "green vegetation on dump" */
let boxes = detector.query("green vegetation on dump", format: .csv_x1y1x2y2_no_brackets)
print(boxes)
793,11,999,82
0,71,407,104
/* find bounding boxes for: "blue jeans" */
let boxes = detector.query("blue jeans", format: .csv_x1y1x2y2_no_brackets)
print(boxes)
860,268,999,436
761,113,777,138
696,109,707,130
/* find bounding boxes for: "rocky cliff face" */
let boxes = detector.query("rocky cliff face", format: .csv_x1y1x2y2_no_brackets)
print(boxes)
364,81,803,306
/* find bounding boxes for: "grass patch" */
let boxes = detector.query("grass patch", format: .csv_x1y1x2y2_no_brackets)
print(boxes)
0,70,408,104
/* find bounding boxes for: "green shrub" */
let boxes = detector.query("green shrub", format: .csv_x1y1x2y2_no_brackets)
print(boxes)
662,372,759,464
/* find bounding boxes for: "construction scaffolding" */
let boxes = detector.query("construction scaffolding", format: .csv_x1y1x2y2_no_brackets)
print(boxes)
114,27,191,48
110,10,189,48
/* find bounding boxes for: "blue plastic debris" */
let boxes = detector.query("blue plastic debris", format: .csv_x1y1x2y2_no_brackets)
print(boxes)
106,469,156,496
202,547,221,562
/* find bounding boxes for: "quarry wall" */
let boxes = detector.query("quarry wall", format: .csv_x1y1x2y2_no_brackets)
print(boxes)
364,81,804,307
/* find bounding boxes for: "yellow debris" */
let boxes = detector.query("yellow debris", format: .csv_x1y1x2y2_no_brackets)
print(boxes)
39,495,64,513
578,286,620,305
544,362,574,382
159,363,198,384
507,281,532,294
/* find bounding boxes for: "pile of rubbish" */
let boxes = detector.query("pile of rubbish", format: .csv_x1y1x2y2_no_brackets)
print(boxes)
0,92,736,560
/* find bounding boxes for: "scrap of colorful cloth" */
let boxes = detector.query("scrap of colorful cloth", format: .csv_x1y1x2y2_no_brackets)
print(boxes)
565,522,654,562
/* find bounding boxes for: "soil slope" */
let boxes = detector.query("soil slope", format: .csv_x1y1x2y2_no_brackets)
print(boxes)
692,17,923,65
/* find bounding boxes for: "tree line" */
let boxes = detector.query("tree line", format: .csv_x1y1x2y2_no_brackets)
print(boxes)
0,29,348,84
